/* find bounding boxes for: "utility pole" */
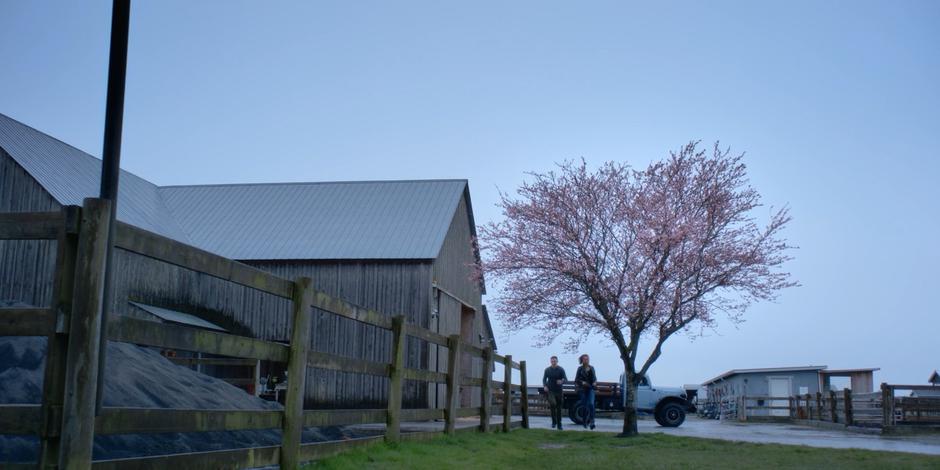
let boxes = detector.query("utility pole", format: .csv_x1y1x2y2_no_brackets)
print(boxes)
96,0,131,413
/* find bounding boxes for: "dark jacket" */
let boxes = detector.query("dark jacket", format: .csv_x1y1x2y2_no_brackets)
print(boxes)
575,365,597,390
542,366,567,393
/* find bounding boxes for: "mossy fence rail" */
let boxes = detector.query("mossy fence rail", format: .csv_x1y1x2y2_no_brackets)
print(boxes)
0,199,531,469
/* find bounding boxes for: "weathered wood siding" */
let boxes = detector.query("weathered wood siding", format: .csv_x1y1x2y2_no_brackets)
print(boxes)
0,150,59,307
246,260,433,409
430,195,486,408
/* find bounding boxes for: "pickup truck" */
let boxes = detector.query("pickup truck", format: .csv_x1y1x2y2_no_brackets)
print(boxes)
562,374,695,427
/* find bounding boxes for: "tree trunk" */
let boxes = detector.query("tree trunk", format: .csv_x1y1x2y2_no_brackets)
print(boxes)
620,362,639,437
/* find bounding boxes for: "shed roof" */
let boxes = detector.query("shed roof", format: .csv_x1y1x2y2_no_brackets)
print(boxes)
0,112,471,261
703,366,827,385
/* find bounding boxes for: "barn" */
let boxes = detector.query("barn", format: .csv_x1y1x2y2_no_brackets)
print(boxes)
0,112,495,409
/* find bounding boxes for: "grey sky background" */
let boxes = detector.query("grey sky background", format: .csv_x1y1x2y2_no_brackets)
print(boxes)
1,1,937,387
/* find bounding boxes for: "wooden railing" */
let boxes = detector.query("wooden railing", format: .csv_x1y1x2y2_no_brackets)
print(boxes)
714,383,940,432
0,200,530,469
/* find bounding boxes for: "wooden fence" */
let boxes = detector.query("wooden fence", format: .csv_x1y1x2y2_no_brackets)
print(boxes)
719,383,940,432
0,200,530,469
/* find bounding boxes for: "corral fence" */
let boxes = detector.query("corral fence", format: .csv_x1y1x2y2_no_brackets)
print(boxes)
0,199,531,469
716,384,940,433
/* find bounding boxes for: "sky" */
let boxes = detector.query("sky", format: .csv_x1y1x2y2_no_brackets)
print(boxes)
1,1,938,388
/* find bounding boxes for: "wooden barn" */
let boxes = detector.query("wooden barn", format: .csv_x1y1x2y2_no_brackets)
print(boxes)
0,112,495,409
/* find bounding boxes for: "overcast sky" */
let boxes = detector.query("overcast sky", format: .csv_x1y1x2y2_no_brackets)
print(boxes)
2,1,938,387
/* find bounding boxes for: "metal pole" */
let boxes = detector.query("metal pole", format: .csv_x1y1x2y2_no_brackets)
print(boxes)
95,0,131,414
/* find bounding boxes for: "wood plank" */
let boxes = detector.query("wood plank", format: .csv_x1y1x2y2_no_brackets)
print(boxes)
303,409,387,427
0,308,56,336
307,350,390,377
480,347,494,432
298,436,383,462
114,221,293,299
91,445,280,470
457,407,481,418
460,377,485,387
0,404,42,434
281,277,315,470
400,408,444,421
519,360,529,429
503,354,512,432
402,368,448,384
0,211,65,240
59,198,111,468
309,289,393,330
95,408,283,434
403,323,448,347
444,335,461,434
462,344,485,358
386,316,406,442
40,207,80,468
107,316,289,362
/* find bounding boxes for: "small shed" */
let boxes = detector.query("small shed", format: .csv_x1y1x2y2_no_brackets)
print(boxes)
911,370,940,398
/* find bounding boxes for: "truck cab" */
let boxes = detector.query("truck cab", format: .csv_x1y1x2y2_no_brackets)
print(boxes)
621,373,696,427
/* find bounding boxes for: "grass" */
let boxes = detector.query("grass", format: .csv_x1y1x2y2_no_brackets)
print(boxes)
305,429,940,469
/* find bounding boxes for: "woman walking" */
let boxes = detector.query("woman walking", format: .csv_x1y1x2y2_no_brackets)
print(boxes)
575,354,597,429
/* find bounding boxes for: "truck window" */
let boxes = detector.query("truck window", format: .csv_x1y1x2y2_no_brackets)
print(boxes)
639,376,649,387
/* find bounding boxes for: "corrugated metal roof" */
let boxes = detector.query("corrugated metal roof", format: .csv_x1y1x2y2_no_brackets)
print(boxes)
0,112,467,260
161,180,466,260
0,112,191,242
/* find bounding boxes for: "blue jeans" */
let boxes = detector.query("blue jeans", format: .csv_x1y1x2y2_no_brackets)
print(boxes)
579,387,595,425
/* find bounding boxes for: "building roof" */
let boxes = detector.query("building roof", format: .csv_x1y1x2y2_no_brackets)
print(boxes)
160,180,466,260
0,112,190,242
702,366,828,385
0,112,471,261
819,368,880,375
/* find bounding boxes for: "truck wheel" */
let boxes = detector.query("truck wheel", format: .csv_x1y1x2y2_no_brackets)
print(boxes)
656,403,686,427
568,402,587,425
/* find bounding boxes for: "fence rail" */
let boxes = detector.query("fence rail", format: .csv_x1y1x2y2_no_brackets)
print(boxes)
0,201,531,469
709,383,940,432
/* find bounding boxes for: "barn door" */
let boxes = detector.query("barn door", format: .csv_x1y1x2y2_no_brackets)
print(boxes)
768,377,791,417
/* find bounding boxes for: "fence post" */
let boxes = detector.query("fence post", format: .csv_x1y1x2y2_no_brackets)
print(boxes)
788,396,794,419
805,393,813,420
503,355,512,432
58,198,111,469
738,394,747,422
829,390,838,423
816,392,823,422
386,315,406,442
881,383,894,429
520,360,529,429
280,277,314,469
444,334,462,434
480,347,494,432
39,205,80,469
844,388,853,426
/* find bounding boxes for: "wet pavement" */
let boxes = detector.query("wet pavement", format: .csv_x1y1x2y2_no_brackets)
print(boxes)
528,416,940,455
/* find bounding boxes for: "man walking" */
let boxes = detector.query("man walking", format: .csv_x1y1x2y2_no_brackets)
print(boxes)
542,356,567,430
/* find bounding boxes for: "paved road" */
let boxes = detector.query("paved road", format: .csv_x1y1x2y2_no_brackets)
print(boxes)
528,416,940,455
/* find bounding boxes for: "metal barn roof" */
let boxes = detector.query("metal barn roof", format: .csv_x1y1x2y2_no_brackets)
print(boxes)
0,112,190,242
160,180,466,260
0,112,470,260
